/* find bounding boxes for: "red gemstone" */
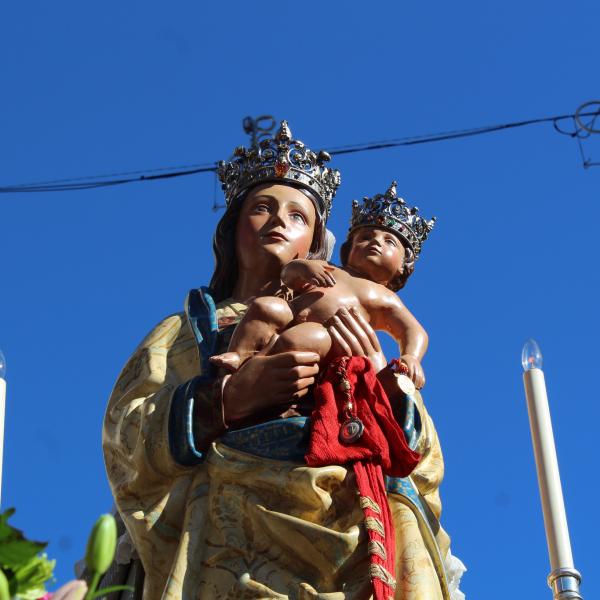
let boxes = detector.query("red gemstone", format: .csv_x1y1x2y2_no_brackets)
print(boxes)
275,161,290,177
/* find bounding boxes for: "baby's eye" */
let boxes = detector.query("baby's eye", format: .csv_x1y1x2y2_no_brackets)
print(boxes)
385,237,398,246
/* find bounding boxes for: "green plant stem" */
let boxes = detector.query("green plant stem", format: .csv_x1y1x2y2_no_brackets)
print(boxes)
84,572,101,600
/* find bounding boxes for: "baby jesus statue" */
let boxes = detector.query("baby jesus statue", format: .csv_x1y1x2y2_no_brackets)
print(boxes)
212,181,435,393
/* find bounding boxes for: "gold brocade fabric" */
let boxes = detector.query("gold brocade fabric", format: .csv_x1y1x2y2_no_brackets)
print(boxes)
103,299,449,599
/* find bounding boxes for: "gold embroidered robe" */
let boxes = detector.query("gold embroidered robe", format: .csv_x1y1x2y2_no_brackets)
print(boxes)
103,299,451,599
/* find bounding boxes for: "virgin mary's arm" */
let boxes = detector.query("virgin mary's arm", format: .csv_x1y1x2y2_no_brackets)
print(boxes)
102,311,233,598
103,313,210,492
102,302,234,524
102,313,202,586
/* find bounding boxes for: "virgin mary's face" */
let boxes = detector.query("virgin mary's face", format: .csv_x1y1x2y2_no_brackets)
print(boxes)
235,183,317,269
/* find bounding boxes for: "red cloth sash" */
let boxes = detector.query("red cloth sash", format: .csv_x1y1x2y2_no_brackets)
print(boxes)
305,356,421,600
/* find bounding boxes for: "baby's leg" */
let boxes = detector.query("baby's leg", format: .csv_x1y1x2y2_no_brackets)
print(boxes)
268,322,332,361
225,296,295,363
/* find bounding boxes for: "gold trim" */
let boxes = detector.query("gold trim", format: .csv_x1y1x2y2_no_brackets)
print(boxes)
365,516,385,537
368,540,387,560
359,495,382,514
369,563,397,590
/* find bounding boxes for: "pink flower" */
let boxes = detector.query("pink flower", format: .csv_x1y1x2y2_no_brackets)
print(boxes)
51,580,88,600
37,580,88,600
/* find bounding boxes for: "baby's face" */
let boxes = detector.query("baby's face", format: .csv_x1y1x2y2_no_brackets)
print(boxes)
346,227,405,286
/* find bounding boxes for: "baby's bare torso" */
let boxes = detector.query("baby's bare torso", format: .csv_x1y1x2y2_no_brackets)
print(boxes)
289,266,381,326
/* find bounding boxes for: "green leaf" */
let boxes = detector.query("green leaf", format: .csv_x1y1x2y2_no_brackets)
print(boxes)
0,510,47,569
0,540,46,569
0,511,55,599
0,510,16,524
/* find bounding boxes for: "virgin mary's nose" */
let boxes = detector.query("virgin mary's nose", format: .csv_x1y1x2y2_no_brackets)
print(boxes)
267,208,287,228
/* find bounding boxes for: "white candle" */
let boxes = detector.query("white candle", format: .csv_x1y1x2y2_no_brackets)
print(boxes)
522,339,582,598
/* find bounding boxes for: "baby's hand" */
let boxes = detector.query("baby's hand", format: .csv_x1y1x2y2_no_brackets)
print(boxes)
400,354,426,389
282,259,336,291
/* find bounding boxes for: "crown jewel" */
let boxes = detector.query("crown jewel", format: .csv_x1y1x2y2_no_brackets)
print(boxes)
218,120,341,217
350,181,436,258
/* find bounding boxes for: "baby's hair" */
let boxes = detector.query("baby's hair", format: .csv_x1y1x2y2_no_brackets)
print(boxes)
339,228,415,292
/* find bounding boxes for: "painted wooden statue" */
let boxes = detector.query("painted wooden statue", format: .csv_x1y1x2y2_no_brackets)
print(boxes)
102,121,466,599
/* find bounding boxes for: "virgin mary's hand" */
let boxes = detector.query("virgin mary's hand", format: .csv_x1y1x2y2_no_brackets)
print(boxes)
222,350,320,424
327,307,386,372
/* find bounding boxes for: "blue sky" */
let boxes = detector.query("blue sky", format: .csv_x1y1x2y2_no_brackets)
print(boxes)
1,1,598,596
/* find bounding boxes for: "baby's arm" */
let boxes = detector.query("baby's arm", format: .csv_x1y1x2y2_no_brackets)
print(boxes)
369,285,428,388
281,259,336,291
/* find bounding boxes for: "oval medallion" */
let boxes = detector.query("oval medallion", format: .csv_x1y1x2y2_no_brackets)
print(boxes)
339,417,364,444
396,374,416,396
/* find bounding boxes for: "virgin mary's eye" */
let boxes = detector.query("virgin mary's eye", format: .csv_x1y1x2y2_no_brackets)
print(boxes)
290,212,307,225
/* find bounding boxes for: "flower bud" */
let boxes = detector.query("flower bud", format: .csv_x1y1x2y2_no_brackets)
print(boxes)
85,514,117,575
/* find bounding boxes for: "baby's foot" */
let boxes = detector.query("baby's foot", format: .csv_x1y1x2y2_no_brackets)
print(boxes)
209,352,241,373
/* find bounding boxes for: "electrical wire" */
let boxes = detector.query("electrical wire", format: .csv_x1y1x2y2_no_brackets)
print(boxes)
0,165,217,193
328,112,596,155
1,108,598,194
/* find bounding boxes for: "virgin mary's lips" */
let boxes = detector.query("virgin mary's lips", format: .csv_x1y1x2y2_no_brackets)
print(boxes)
261,231,289,242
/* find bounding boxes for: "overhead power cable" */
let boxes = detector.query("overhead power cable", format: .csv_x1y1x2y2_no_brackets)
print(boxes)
1,103,598,195
0,164,217,193
327,112,593,154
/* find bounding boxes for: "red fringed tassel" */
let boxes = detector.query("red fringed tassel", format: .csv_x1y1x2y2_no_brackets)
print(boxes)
306,357,421,600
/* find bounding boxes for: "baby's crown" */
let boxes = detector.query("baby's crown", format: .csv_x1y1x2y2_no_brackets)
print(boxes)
350,181,436,258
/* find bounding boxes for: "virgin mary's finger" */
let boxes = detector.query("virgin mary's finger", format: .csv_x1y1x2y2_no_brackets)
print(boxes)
290,364,320,378
291,387,310,400
330,316,365,356
294,376,316,391
272,351,320,366
328,325,352,356
349,307,381,352
335,309,371,355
